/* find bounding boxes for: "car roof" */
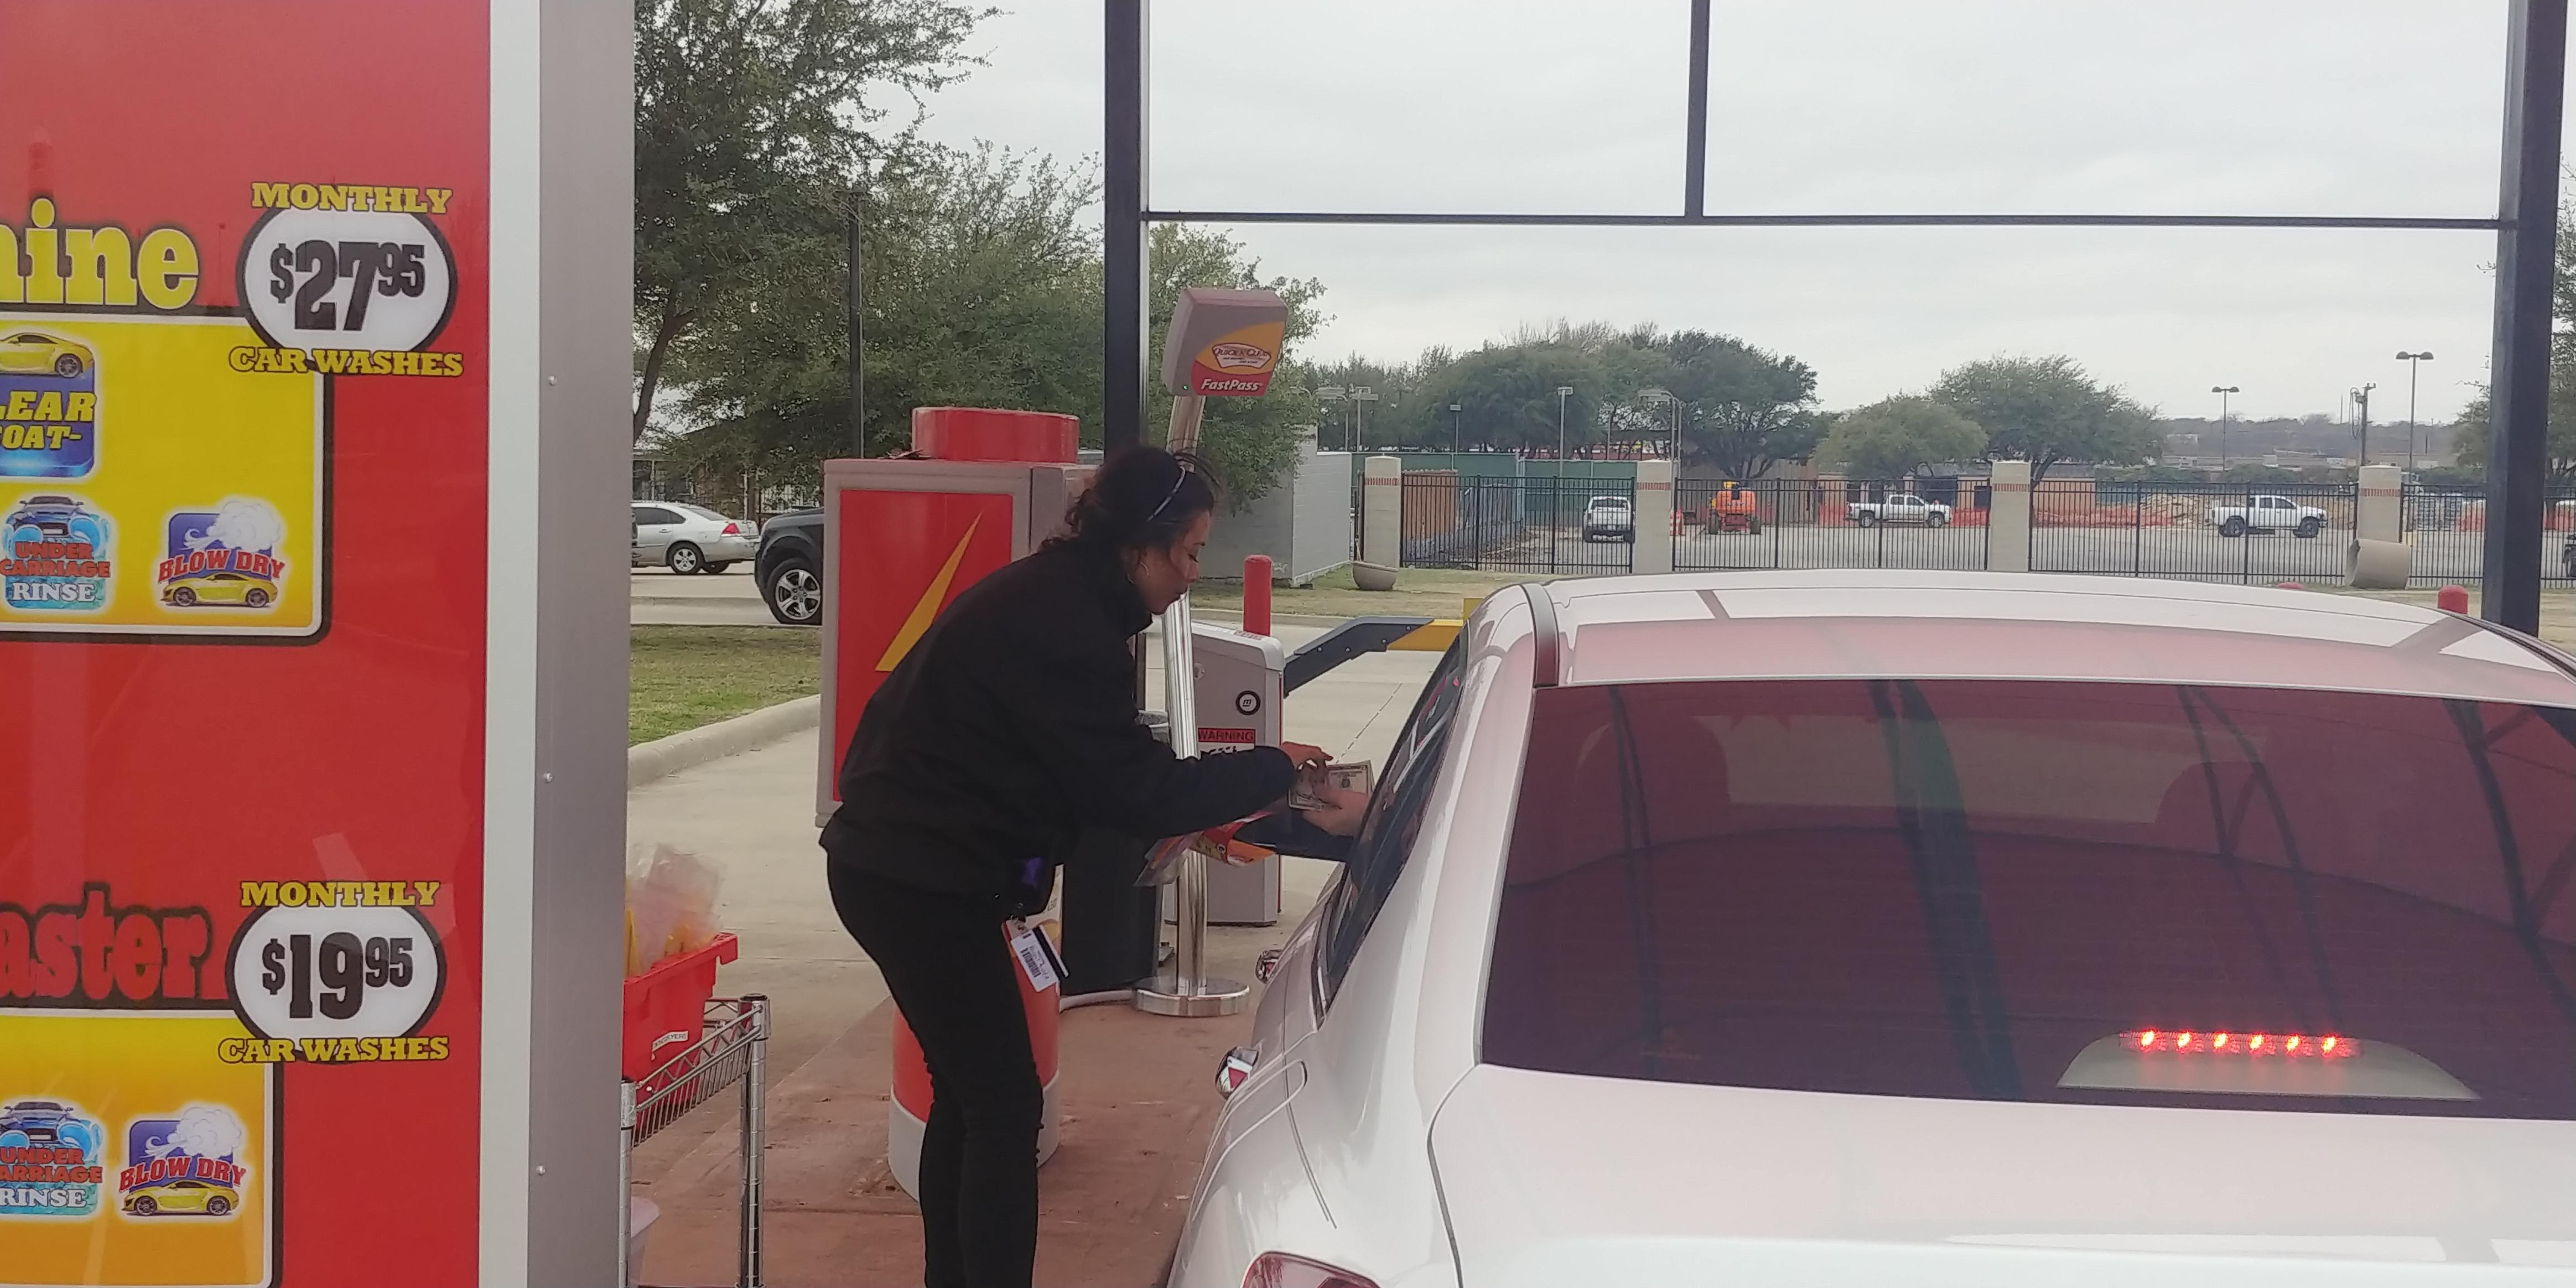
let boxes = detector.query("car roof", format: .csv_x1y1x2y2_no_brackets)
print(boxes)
1502,570,2576,707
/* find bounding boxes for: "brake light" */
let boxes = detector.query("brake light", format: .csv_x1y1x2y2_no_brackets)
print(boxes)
723,522,742,535
1243,1252,1379,1288
2125,1030,2356,1058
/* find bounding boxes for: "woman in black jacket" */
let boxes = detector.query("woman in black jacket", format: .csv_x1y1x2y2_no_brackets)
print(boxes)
824,446,1353,1288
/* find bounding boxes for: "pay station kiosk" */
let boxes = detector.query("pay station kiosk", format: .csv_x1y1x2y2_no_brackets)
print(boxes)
813,407,1089,823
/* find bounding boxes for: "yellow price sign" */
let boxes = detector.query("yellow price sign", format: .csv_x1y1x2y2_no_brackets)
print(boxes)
0,315,321,639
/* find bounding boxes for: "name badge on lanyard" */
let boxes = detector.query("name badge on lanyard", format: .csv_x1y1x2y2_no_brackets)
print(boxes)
1009,917,1062,993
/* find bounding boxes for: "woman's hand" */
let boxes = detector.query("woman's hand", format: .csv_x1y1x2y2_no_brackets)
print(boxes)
1277,741,1334,771
1298,783,1370,837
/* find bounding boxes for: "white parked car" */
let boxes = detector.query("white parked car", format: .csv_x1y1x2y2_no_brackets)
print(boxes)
631,501,759,574
2211,494,2328,539
1847,492,1952,527
1170,570,2576,1288
1580,496,1633,543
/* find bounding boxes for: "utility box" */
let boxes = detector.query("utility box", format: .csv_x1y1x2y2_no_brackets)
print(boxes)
816,408,1088,822
1199,431,1354,587
1189,621,1285,926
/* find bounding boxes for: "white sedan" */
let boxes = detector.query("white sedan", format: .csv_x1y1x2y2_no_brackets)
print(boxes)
1171,570,2576,1287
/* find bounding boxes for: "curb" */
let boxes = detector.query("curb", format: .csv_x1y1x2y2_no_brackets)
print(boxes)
628,694,820,789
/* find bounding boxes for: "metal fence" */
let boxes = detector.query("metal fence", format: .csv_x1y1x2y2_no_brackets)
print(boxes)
2030,481,2359,585
1672,479,1989,573
2400,483,2576,588
1399,475,1635,574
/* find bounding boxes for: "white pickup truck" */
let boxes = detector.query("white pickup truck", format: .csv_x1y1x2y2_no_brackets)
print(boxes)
2210,495,2327,538
1581,496,1634,543
1847,494,1952,527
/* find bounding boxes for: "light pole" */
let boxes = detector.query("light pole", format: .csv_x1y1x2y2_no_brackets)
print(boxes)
2210,386,2239,472
1316,385,1346,451
1350,386,1378,451
2396,351,2434,472
1448,402,1464,458
1555,385,1575,461
1638,387,1678,458
2351,382,2378,468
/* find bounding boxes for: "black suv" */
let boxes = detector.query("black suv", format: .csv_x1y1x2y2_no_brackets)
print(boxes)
755,509,824,625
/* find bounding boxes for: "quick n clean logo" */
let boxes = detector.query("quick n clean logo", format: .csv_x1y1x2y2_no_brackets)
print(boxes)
0,199,200,309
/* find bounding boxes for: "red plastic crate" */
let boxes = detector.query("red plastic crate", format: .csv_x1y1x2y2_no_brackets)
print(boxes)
622,933,740,1081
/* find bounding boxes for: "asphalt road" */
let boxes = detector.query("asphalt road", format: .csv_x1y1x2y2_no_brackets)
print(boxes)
631,566,780,626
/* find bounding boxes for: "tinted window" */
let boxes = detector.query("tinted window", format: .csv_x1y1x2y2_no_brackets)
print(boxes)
1483,679,2576,1119
632,506,681,525
1318,642,1467,1005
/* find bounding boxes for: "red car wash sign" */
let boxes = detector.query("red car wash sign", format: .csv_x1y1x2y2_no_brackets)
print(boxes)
0,2,491,1284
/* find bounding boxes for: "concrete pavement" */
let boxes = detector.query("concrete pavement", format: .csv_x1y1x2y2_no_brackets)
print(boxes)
625,625,1441,1285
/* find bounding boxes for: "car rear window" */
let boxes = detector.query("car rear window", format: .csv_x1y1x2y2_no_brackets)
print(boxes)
1482,678,2576,1118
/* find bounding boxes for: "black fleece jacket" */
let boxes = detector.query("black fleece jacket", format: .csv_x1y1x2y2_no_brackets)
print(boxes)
822,540,1296,908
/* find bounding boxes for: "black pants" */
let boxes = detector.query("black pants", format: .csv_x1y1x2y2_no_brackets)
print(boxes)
829,864,1041,1288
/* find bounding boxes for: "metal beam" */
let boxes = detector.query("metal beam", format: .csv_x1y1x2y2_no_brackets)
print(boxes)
1684,0,1710,219
2483,0,2569,633
1103,0,1149,454
1144,209,2497,231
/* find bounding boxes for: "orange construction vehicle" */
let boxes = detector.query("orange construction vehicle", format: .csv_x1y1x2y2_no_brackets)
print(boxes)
1708,481,1761,534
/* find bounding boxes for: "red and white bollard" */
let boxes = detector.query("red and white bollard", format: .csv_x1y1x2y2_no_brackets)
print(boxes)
888,923,1062,1199
1243,554,1273,637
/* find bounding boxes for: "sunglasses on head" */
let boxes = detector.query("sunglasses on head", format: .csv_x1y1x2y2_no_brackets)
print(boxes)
1145,456,1201,524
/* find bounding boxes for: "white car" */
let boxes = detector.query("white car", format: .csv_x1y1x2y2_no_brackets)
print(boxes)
631,501,759,574
1170,570,2576,1288
1580,496,1633,543
2211,495,2329,539
1848,492,1952,527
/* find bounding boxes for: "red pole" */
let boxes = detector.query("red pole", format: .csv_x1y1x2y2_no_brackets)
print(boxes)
1244,555,1273,636
2439,584,2471,614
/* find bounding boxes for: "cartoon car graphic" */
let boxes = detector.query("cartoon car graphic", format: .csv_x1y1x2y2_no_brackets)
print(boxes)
0,1099,79,1143
6,494,89,539
0,331,94,379
122,1178,236,1218
163,571,275,609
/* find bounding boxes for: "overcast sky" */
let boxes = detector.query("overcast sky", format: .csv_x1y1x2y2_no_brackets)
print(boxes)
912,1,2536,425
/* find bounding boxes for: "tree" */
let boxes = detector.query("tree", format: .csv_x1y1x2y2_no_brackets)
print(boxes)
657,145,1103,485
2449,196,2576,477
2448,385,2576,476
656,151,1333,508
1409,342,1607,455
1650,329,1823,479
1814,396,1988,481
634,0,989,440
1929,355,2157,482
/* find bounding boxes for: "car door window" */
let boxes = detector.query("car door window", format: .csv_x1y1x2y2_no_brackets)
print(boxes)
1317,640,1468,1007
633,506,681,526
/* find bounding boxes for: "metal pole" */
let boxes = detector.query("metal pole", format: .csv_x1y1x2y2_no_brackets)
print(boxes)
1136,395,1246,1017
846,195,867,455
1103,0,1149,454
2398,352,2433,472
740,996,769,1288
616,1081,635,1288
1684,0,1711,219
2484,0,2568,631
